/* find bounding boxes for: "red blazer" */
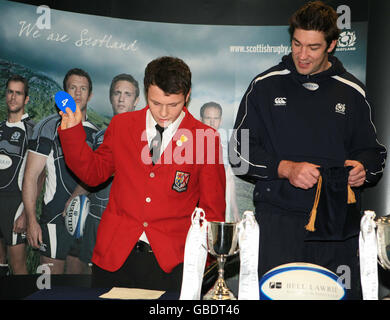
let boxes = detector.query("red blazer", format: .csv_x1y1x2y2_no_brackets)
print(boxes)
58,107,226,273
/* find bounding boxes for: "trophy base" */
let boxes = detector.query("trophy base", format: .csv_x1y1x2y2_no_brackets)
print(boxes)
203,278,237,300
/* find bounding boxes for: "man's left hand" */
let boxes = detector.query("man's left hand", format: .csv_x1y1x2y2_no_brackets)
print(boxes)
345,160,366,187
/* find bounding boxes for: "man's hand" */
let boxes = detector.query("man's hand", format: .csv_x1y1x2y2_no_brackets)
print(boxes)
13,211,27,234
26,220,42,249
278,160,320,189
62,185,90,217
345,160,366,187
60,104,82,130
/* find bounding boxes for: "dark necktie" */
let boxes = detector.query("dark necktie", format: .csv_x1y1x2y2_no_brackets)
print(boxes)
150,124,165,164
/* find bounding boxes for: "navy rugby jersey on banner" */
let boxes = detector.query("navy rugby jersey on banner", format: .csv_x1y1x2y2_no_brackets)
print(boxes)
88,128,112,220
0,114,34,193
28,114,98,224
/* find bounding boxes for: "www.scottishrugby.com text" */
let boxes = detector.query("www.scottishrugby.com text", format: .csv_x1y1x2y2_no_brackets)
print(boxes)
230,44,291,54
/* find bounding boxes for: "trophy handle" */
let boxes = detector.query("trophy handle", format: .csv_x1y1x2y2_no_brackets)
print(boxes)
376,222,390,270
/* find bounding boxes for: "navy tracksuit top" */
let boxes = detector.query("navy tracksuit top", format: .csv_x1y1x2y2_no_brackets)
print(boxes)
230,53,387,214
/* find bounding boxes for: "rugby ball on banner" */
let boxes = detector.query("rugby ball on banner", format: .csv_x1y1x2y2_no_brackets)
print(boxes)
259,263,345,300
65,195,90,238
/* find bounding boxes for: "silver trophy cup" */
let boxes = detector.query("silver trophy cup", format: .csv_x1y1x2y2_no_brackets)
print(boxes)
203,221,239,300
376,216,390,270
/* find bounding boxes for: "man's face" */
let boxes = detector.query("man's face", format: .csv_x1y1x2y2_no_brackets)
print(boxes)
111,80,139,115
66,75,92,111
291,28,337,76
6,81,29,114
201,107,222,130
147,84,190,128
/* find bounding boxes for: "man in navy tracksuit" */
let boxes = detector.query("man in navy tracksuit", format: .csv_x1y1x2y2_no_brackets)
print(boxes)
230,1,386,299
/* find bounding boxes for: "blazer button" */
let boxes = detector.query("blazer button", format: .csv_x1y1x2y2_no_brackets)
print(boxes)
150,172,155,178
146,197,151,203
143,222,148,227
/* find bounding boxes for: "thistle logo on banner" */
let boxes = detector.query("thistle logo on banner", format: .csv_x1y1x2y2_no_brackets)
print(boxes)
11,131,21,142
337,31,357,51
172,171,190,192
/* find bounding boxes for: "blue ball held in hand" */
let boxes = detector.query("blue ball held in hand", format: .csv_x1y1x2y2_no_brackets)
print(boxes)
55,91,76,113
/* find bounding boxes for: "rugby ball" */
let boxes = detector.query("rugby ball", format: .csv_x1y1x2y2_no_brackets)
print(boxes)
259,263,345,300
65,195,90,238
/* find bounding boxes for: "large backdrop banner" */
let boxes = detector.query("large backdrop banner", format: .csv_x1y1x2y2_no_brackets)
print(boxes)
0,0,368,221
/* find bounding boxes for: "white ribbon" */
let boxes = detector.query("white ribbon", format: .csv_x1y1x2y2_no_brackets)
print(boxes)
359,210,378,300
237,211,260,300
179,207,208,300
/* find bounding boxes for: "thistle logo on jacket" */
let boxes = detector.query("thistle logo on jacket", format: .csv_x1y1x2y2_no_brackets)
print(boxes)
172,171,190,192
335,103,346,115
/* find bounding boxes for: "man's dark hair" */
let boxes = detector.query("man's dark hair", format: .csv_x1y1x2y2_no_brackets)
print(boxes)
200,101,222,118
144,56,191,97
288,1,340,48
109,73,140,99
63,68,93,96
6,74,29,97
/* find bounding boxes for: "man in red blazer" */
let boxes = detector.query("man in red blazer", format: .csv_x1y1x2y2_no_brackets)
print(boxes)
58,57,226,291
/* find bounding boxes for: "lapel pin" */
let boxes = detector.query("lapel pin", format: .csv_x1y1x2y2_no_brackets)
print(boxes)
176,135,188,147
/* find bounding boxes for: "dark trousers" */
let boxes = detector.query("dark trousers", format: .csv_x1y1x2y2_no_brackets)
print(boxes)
256,203,362,300
91,242,183,292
